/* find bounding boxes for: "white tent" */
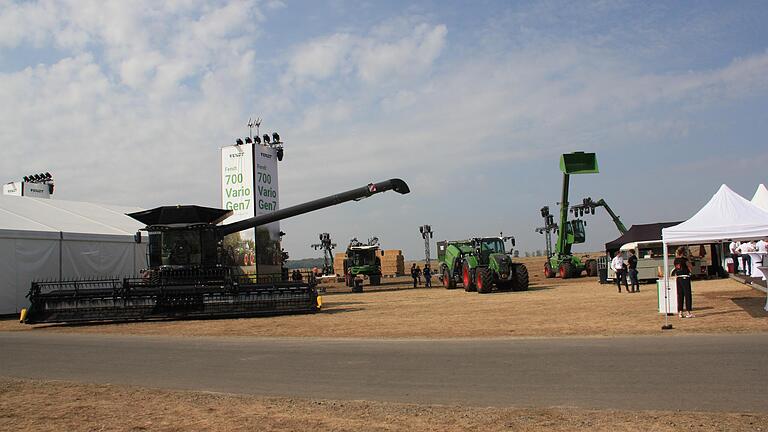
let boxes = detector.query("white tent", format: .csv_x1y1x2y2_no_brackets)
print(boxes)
661,184,768,312
0,194,147,315
752,183,768,212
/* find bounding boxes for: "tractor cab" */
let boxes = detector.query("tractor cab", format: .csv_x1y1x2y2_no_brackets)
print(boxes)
566,219,587,245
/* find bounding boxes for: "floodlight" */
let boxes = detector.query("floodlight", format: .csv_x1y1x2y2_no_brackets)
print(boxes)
276,147,284,161
236,138,244,145
272,132,280,143
23,176,29,182
45,172,52,179
263,134,270,144
244,137,252,144
254,135,261,144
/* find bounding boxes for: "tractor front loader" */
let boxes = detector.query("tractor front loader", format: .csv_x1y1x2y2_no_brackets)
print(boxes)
536,152,599,279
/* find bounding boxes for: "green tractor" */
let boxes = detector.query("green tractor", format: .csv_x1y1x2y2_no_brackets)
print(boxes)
343,237,382,292
536,152,600,279
437,236,529,294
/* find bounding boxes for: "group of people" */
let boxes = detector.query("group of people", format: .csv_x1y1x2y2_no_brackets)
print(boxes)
410,263,432,288
611,247,695,318
610,249,640,293
728,239,768,275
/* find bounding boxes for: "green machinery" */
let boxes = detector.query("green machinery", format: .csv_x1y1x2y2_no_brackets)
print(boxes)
343,237,382,292
536,152,600,279
437,235,529,294
571,197,628,236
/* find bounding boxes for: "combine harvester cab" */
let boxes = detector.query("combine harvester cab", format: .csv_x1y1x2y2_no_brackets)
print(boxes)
342,238,382,292
437,236,529,294
23,179,410,324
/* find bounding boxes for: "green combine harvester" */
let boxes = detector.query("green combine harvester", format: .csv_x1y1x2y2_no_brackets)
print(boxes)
538,152,600,279
437,235,529,293
342,237,382,292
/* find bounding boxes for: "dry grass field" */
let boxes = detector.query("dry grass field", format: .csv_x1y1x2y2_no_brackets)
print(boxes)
2,256,765,337
2,256,766,431
2,377,767,432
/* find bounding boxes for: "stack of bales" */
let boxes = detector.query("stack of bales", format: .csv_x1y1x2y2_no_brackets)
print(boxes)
378,249,405,276
333,252,347,276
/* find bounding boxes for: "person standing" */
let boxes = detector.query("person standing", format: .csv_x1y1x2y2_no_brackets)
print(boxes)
611,251,628,293
729,240,740,274
423,264,432,287
410,263,418,288
756,238,768,253
627,249,639,293
739,241,755,275
416,265,422,286
673,246,694,318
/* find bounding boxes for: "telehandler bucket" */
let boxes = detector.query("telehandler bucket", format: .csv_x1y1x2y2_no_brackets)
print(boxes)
560,152,599,175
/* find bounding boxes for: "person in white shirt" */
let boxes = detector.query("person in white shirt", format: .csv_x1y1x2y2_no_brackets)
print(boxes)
611,251,628,293
739,241,755,275
728,240,740,274
756,238,768,254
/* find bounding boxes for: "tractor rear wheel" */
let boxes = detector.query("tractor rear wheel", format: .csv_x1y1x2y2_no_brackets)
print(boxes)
369,275,381,286
585,259,598,277
463,262,476,292
443,267,456,289
476,268,493,293
559,262,575,279
544,262,556,278
512,264,530,291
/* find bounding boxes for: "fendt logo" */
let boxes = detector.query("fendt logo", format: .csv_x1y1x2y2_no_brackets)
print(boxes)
229,153,244,158
260,152,272,159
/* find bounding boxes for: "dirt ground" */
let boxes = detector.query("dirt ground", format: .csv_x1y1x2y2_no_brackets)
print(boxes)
2,257,766,431
2,256,765,337
2,377,766,432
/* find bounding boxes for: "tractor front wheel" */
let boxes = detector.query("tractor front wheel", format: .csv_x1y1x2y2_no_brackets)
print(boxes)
559,262,575,279
463,262,476,292
369,275,381,286
544,262,556,278
512,264,530,291
476,268,494,294
443,267,456,289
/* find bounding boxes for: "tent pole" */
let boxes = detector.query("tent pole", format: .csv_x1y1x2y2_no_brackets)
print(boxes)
663,242,670,327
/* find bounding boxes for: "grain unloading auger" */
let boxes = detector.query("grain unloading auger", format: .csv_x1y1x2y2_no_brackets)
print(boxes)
22,179,410,324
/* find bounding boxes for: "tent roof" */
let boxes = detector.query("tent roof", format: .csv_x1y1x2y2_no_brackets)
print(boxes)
662,184,768,245
0,194,145,237
605,221,683,252
752,184,768,212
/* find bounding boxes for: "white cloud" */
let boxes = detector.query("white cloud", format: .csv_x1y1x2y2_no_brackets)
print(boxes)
282,22,447,87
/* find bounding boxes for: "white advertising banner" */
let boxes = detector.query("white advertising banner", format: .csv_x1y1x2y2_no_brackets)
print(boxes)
220,143,280,274
2,182,22,196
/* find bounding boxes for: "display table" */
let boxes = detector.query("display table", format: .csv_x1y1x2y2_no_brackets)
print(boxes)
745,253,767,279
657,277,678,314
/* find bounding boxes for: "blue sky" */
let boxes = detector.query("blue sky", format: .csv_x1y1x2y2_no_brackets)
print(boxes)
1,0,767,260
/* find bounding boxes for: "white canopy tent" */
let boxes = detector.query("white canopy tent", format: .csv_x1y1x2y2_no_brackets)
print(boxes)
752,183,768,212
0,194,147,315
661,184,768,312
